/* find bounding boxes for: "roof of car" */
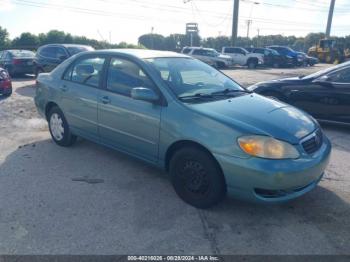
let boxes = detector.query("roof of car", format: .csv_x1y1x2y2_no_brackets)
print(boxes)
40,44,93,48
88,49,189,59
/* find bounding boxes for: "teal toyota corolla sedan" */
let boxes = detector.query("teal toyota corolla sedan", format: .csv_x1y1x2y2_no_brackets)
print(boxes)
34,49,331,208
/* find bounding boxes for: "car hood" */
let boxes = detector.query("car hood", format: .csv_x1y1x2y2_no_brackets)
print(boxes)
247,77,310,90
218,54,232,60
187,93,317,144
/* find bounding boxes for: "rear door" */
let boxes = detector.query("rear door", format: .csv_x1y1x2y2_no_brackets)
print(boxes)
59,55,106,140
39,46,69,72
97,56,162,162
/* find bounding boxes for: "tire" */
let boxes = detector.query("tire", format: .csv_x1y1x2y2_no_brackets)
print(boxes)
214,62,225,69
169,147,226,208
272,62,280,68
48,106,77,147
247,60,257,69
262,91,284,101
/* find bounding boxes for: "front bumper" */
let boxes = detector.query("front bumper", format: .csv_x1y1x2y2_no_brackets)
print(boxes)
214,135,331,203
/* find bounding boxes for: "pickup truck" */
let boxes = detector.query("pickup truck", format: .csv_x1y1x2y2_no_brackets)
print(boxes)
221,47,264,69
182,47,234,68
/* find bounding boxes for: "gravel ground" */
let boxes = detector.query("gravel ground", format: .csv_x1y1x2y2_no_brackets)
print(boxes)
0,65,349,255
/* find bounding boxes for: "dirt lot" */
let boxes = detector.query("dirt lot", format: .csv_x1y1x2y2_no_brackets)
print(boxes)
0,65,350,255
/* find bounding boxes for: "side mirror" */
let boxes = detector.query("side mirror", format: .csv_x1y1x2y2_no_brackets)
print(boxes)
313,75,333,88
131,87,159,103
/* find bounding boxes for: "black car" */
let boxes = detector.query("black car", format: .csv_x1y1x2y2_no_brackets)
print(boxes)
248,61,350,125
0,50,35,76
0,67,12,96
247,47,294,68
34,44,94,76
267,46,304,67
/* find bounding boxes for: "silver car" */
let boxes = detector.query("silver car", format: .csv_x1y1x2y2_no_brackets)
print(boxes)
182,47,234,69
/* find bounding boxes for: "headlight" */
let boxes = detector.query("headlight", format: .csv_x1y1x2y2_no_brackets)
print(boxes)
238,135,299,159
286,55,293,59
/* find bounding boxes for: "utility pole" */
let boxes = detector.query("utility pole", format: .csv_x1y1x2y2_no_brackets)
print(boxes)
231,0,239,46
326,0,336,38
246,19,252,38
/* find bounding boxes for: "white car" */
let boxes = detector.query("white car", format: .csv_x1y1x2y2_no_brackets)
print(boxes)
222,47,264,69
182,47,234,68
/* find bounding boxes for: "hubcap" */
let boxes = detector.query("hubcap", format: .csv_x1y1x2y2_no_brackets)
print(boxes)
179,160,209,196
50,113,64,141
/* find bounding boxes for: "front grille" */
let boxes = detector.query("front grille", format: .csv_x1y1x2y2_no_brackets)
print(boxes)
302,129,323,154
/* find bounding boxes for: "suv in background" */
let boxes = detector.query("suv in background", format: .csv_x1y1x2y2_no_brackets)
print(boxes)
267,46,304,67
246,47,294,68
181,47,234,68
221,47,264,69
34,44,94,76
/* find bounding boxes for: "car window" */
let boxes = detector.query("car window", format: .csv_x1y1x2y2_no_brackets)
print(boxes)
10,50,35,58
66,56,105,87
223,47,235,53
4,52,11,60
254,49,264,54
106,57,155,97
193,49,218,57
328,67,350,83
40,46,67,59
66,46,93,56
147,57,243,99
192,49,205,56
182,48,192,54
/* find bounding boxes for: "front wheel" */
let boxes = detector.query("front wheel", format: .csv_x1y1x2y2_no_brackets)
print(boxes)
48,106,77,147
169,147,226,208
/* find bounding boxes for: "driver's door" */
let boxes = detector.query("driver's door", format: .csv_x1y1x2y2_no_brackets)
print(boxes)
323,67,350,123
97,57,162,162
289,67,350,123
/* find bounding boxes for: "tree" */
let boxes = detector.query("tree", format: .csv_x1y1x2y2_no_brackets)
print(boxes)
0,26,10,49
42,30,67,44
11,32,39,49
138,34,165,50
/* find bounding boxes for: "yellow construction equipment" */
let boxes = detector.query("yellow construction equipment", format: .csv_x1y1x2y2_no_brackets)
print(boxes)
308,39,345,64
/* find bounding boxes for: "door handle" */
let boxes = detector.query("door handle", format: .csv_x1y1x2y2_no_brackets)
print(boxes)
101,96,111,104
60,85,68,92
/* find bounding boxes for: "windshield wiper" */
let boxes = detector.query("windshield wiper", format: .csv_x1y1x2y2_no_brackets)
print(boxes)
210,88,252,96
178,92,214,100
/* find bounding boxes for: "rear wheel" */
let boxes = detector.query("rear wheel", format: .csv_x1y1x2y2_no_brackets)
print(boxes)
215,61,225,69
48,106,77,147
247,59,257,69
272,62,280,68
169,147,226,208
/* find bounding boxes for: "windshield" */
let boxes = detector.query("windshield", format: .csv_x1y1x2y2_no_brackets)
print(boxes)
10,50,35,58
146,57,244,101
67,46,94,56
303,61,350,79
268,48,279,55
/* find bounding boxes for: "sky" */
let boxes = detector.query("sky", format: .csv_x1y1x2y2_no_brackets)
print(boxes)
0,0,349,44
